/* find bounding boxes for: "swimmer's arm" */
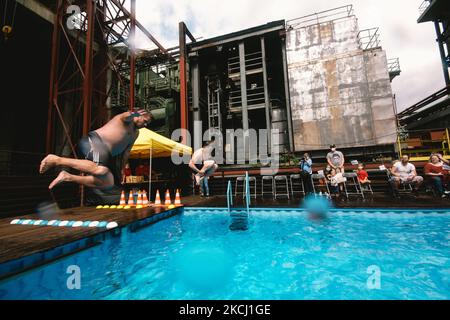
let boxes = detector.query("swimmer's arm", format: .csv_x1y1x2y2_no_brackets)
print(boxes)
121,132,139,168
120,109,149,123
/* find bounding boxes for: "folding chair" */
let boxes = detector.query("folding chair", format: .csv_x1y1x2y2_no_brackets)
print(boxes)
274,175,290,199
342,172,365,199
261,176,275,199
386,170,414,196
235,176,257,199
311,173,330,197
290,174,305,197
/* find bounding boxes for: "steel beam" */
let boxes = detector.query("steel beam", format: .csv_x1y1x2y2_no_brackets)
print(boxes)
239,42,249,160
129,0,136,110
192,56,201,123
46,0,62,154
82,0,95,136
179,22,189,143
239,42,249,133
435,21,450,87
281,37,294,152
260,36,272,152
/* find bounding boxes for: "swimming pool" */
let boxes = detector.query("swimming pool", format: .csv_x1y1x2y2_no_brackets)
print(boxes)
1,208,450,300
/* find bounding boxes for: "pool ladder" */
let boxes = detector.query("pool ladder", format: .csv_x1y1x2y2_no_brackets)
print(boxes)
227,172,250,231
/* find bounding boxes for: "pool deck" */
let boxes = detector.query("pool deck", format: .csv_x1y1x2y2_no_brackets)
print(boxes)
1,194,449,277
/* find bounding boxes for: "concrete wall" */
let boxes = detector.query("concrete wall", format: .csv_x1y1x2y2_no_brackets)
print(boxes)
286,16,397,151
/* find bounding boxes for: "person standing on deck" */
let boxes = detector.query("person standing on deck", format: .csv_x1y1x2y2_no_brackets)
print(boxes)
39,109,151,203
300,153,313,194
326,144,345,173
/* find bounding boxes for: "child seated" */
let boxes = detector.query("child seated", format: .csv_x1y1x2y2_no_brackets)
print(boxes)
357,163,371,189
327,168,339,194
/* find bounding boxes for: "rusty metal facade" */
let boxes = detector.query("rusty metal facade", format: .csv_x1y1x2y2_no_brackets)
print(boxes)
285,10,397,152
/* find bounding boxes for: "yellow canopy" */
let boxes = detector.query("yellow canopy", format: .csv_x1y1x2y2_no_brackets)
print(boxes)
130,128,192,159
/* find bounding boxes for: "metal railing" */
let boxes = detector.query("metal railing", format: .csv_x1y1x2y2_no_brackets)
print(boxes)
227,180,233,213
397,128,450,161
244,171,250,214
387,58,401,74
287,5,354,29
358,27,381,50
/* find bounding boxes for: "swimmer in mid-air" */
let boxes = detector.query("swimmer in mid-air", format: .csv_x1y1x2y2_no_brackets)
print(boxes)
39,109,151,193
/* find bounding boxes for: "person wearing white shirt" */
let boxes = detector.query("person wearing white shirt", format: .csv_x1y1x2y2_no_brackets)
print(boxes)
189,141,218,197
390,155,424,196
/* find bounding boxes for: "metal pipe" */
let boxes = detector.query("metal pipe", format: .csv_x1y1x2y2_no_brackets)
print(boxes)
260,36,272,153
281,37,294,151
46,0,62,154
192,59,201,123
83,0,95,136
129,0,136,110
179,22,188,143
239,42,249,160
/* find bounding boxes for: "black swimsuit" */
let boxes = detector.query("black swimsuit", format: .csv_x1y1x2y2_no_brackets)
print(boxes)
78,132,122,205
78,131,113,169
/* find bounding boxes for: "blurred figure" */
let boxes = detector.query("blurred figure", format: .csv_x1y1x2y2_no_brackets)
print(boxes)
122,162,132,184
303,194,331,221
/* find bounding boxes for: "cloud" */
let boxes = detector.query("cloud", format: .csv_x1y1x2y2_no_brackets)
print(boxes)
133,0,446,112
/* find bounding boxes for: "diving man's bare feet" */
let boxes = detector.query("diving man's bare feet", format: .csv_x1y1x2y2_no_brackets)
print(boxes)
49,171,70,189
39,154,60,174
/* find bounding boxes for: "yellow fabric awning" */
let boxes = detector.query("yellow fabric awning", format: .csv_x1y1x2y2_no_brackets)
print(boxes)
130,128,192,159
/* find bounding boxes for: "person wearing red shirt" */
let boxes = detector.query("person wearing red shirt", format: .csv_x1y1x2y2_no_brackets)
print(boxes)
424,154,449,197
357,163,371,189
122,163,132,184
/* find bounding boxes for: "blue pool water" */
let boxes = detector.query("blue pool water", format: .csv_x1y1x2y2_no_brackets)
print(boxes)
1,208,450,300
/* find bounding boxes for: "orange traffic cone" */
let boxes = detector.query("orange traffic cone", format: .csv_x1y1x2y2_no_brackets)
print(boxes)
174,189,182,206
128,191,135,206
142,190,149,206
164,189,172,206
119,190,126,206
136,190,143,206
154,190,162,206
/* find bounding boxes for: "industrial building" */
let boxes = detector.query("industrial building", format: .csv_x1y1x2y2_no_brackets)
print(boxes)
1,1,402,214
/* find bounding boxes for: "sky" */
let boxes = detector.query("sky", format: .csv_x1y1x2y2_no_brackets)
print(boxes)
132,0,446,112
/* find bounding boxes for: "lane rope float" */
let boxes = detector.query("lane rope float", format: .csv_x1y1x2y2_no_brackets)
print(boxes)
10,219,119,230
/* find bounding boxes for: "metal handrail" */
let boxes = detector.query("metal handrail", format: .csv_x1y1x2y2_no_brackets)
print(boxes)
227,180,233,213
244,172,250,214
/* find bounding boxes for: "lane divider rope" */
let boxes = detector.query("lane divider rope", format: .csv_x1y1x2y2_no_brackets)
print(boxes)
10,219,119,230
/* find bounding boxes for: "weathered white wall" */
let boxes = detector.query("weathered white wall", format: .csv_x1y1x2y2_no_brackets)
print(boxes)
286,16,397,151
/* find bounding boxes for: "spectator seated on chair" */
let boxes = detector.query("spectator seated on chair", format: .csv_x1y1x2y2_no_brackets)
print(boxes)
424,153,450,198
357,163,371,190
390,155,424,197
327,168,339,195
